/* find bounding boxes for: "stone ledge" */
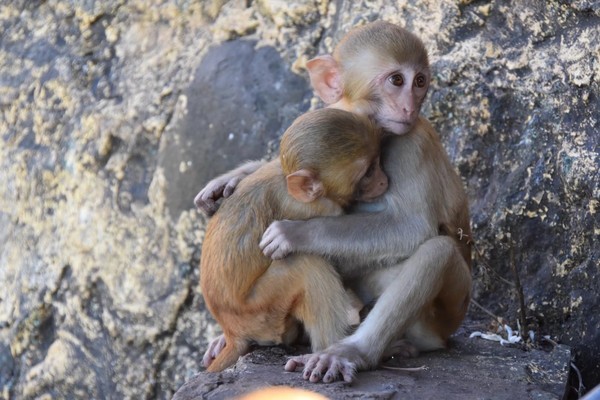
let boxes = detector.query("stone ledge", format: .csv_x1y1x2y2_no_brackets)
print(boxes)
173,333,571,400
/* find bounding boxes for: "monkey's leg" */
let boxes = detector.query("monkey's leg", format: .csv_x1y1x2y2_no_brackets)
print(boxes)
252,255,350,351
287,255,351,351
285,236,471,383
404,249,472,352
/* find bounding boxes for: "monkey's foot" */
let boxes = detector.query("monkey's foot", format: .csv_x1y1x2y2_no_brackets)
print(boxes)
203,334,227,368
284,344,369,383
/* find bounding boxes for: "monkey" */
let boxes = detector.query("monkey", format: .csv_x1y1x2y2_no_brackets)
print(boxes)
199,108,388,373
195,21,472,383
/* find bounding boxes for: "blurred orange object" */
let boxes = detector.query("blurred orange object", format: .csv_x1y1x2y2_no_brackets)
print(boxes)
238,386,328,400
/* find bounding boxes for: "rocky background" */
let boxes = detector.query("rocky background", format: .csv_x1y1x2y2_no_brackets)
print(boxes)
0,0,598,399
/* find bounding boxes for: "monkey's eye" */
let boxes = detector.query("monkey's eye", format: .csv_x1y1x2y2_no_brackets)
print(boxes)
388,74,404,87
415,74,427,88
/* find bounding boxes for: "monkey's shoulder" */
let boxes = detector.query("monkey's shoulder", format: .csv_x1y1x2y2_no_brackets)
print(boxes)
213,163,285,225
211,157,340,227
240,166,286,208
236,160,283,192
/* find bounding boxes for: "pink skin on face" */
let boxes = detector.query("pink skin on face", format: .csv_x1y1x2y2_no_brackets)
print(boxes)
374,65,430,135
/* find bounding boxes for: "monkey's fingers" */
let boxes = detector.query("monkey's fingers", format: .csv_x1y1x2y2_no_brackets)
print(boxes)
259,231,278,259
308,357,334,383
260,221,295,259
202,346,215,367
222,177,241,198
194,185,225,216
321,357,356,383
306,354,356,383
322,359,343,383
194,193,215,215
284,356,308,372
284,359,299,372
260,240,290,260
302,356,320,380
340,361,356,383
202,334,227,368
285,353,356,383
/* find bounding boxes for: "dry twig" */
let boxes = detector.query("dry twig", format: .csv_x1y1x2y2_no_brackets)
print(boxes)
508,235,528,335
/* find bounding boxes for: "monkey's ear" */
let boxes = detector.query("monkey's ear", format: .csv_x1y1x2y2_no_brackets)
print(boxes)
306,55,343,104
286,170,324,203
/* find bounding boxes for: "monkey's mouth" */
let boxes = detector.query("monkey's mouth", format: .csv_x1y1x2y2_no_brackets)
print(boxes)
382,119,413,134
385,119,411,126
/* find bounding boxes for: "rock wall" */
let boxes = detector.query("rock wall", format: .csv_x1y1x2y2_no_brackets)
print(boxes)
0,0,597,398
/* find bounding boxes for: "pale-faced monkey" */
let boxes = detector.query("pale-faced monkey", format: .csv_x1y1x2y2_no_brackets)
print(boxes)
195,21,472,383
200,108,387,372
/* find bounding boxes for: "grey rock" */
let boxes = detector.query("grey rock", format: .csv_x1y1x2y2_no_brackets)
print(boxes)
159,39,312,219
173,333,571,400
0,0,597,399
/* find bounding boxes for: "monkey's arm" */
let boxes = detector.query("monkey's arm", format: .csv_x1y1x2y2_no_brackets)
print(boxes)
260,207,437,273
194,160,265,216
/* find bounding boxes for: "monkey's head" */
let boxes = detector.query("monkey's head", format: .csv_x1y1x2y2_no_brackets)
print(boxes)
306,21,430,136
280,108,388,207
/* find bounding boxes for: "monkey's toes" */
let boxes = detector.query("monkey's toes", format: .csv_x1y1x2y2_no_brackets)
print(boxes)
284,358,302,371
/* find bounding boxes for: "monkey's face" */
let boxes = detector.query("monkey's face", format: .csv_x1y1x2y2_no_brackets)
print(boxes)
355,156,388,202
323,154,386,206
373,65,430,135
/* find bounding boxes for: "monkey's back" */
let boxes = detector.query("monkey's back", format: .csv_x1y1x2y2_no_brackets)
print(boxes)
200,159,343,312
201,161,283,307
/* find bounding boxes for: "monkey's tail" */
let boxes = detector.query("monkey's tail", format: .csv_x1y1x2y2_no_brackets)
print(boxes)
206,337,249,373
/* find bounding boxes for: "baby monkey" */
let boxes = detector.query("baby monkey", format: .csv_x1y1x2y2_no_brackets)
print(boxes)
200,108,387,372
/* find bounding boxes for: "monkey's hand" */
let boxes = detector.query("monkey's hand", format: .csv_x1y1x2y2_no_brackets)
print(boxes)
195,160,265,215
284,348,359,383
202,334,227,368
194,175,242,216
260,220,305,259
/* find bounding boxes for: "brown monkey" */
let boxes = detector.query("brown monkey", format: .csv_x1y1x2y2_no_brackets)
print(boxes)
196,21,472,383
200,108,387,372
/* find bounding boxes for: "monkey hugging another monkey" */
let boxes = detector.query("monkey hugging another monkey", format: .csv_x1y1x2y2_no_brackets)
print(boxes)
200,108,388,372
197,21,472,384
